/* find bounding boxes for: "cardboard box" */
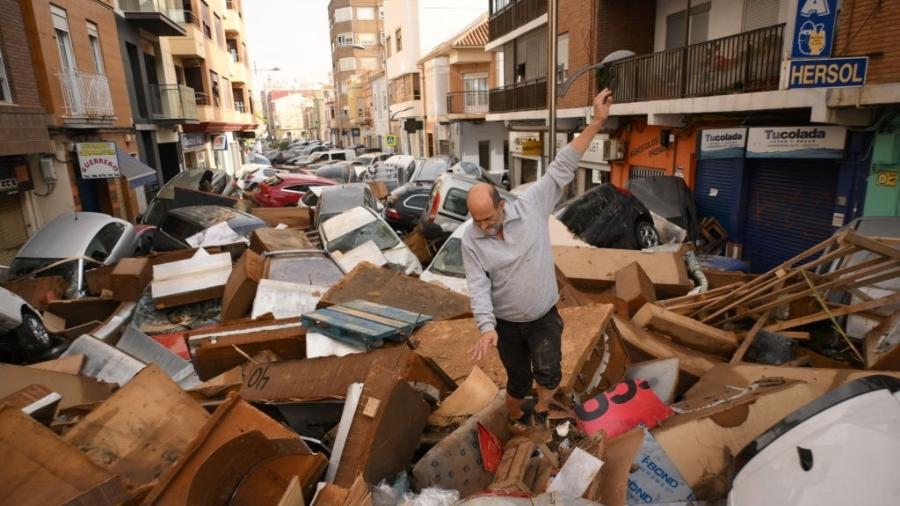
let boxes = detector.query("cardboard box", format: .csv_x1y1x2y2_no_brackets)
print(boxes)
110,257,152,301
0,362,114,410
320,261,471,321
221,249,266,321
250,206,311,228
84,264,116,296
1,275,68,309
62,365,209,491
43,298,122,340
633,304,738,356
367,181,389,200
249,228,315,254
554,246,692,296
152,249,233,309
0,407,130,505
402,227,431,264
333,364,430,487
615,262,657,316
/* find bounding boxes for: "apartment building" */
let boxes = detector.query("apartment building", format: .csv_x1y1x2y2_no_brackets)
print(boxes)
0,0,53,263
419,15,507,174
21,0,141,221
163,0,255,175
115,0,198,204
271,93,309,140
327,0,385,148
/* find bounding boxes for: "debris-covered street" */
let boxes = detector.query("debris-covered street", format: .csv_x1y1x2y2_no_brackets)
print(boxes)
2,0,900,505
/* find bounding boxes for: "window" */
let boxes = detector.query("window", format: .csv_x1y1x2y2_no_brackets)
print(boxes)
334,6,352,23
742,0,781,31
665,2,710,49
385,37,392,57
51,5,76,71
360,57,378,70
395,28,402,51
201,0,212,39
379,6,384,19
209,70,220,106
443,188,468,216
357,32,377,46
85,223,125,262
339,57,356,72
214,14,224,47
0,50,12,103
86,22,104,74
463,73,488,111
336,33,353,46
222,76,231,108
479,141,491,171
557,33,569,82
356,7,374,20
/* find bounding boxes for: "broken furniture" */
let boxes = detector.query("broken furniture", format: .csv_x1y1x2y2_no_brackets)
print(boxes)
301,300,431,349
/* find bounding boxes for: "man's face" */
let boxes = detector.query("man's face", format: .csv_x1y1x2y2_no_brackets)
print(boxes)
471,199,505,236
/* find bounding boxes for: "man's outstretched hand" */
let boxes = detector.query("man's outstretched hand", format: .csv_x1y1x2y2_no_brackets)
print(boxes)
471,330,498,361
592,88,613,125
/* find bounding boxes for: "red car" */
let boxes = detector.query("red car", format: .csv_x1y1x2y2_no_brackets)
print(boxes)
254,173,337,207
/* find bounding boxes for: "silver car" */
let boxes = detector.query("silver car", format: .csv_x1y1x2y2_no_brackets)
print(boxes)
8,212,138,298
0,286,54,363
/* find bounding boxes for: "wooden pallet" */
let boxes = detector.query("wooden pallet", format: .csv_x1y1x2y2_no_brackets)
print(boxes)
301,299,431,349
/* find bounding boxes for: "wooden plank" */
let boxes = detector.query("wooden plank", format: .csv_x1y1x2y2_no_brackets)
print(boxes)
326,305,410,330
764,291,900,333
612,316,723,378
303,309,398,338
342,299,432,325
843,230,900,262
633,304,738,356
730,310,771,364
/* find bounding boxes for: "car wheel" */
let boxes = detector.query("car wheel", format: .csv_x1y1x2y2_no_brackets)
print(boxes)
635,220,660,249
16,311,51,356
247,183,258,192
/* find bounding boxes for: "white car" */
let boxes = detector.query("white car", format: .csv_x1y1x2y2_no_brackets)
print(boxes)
420,220,470,295
0,286,54,363
240,164,287,191
319,206,422,275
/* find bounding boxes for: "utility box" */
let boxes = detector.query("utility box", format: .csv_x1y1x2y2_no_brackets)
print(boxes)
873,132,900,165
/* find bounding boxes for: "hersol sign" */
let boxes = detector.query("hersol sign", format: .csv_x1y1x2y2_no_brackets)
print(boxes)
746,126,846,159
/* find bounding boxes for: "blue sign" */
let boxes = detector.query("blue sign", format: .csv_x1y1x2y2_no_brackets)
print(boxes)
788,57,868,89
791,0,838,59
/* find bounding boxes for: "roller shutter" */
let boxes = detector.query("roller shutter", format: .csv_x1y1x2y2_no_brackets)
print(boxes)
695,158,741,238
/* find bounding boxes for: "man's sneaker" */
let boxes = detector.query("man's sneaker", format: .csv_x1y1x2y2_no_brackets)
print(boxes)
533,410,550,430
509,410,532,433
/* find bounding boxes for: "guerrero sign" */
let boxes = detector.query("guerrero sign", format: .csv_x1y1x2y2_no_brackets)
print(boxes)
76,142,120,179
746,126,846,159
699,128,747,159
788,57,868,89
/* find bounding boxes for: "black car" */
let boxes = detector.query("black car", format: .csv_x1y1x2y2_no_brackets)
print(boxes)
556,184,660,249
625,176,699,241
384,183,431,233
151,205,269,251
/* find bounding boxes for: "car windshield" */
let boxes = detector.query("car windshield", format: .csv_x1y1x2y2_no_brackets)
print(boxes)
413,158,449,182
328,220,399,253
9,257,87,298
429,237,465,277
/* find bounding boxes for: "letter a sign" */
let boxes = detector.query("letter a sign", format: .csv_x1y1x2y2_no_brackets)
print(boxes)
792,0,837,58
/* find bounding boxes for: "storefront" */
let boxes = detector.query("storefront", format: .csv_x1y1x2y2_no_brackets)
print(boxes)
0,157,34,263
181,133,208,170
556,132,612,194
694,126,870,273
509,131,544,187
610,121,697,188
863,118,900,217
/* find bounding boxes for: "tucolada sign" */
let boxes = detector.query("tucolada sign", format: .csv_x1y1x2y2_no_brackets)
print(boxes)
746,126,846,159
699,128,747,159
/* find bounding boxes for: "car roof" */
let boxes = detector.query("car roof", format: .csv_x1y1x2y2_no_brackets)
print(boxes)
16,212,130,259
273,173,336,184
319,184,369,209
167,205,260,227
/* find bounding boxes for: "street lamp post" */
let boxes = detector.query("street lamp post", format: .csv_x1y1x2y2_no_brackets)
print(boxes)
252,63,281,140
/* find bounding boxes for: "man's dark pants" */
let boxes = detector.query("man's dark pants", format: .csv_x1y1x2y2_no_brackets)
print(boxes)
495,305,563,400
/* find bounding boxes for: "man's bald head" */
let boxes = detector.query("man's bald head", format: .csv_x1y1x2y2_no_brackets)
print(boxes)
468,183,505,236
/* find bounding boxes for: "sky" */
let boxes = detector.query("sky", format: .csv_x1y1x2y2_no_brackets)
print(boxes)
243,0,333,87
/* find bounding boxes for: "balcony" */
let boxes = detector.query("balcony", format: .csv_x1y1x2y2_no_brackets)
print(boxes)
488,78,546,113
610,23,785,103
169,11,204,58
489,0,547,41
58,70,115,122
119,0,186,36
447,91,489,115
150,84,198,122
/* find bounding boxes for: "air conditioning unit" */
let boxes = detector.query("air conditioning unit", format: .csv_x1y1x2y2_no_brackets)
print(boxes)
600,139,624,161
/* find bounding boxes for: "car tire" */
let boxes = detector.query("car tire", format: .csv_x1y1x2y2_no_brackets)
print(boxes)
247,183,258,192
16,311,51,357
635,220,660,249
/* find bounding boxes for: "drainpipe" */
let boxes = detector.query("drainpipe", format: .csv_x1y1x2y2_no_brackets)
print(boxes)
548,0,559,162
680,0,692,97
418,61,426,158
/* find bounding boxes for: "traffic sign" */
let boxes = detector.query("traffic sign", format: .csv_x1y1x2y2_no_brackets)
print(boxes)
384,134,397,147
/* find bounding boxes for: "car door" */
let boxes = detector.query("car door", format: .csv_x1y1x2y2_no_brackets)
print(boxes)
363,186,378,211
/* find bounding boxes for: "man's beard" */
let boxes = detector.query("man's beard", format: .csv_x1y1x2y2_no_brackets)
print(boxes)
482,209,504,236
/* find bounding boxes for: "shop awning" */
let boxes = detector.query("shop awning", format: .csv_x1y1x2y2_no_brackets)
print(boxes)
115,146,159,188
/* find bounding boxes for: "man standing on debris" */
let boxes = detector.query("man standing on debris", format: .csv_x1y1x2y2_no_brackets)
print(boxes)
463,89,613,431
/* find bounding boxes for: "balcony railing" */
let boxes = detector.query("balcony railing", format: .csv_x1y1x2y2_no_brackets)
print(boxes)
489,0,547,41
488,78,546,113
119,0,185,22
58,70,114,118
195,91,210,106
234,100,245,113
150,84,197,121
610,23,785,103
447,91,489,114
181,10,201,29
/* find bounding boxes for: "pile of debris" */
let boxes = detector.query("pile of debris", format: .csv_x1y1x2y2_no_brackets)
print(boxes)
1,206,899,506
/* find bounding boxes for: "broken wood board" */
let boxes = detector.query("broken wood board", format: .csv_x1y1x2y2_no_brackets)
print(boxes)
185,317,307,380
633,304,738,356
0,406,130,505
319,261,471,320
240,345,455,403
28,354,85,375
333,365,430,488
61,334,146,386
250,206,311,228
62,365,209,491
151,249,233,309
554,245,692,295
231,453,326,506
864,312,900,370
1,275,67,309
429,366,499,427
412,304,625,397
0,362,114,410
143,394,309,505
612,316,723,379
615,261,657,316
249,227,315,254
595,429,645,506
